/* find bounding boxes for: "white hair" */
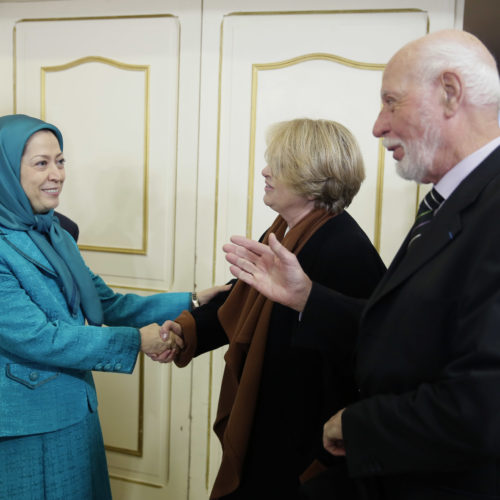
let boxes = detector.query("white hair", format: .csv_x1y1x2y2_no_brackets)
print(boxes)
415,39,500,109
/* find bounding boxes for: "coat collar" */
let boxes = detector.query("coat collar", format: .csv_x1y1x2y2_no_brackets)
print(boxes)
0,227,57,277
364,145,500,311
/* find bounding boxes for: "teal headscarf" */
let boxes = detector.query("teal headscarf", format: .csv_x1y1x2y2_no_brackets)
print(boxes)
0,114,103,325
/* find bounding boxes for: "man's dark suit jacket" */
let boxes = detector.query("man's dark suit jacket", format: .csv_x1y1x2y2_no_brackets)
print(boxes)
302,146,500,499
54,211,79,242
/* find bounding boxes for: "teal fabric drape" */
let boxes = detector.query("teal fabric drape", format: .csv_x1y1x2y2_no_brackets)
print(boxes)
0,114,103,325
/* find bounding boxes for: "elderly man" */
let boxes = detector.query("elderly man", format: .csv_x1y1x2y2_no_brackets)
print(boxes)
223,30,500,499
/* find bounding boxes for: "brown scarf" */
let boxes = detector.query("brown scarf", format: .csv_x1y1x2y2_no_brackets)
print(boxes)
210,208,334,498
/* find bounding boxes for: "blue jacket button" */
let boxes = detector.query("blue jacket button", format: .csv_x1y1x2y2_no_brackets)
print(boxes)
104,363,112,371
95,363,103,370
29,371,39,382
115,363,122,371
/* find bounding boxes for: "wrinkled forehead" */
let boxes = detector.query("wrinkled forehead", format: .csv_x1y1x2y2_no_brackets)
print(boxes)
381,49,419,96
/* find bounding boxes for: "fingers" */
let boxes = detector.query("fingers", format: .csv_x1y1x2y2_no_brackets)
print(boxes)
140,323,162,354
223,245,260,265
225,250,262,286
228,265,256,286
154,321,185,363
224,236,274,262
268,232,296,264
323,421,341,455
323,438,346,456
225,251,259,275
149,348,178,363
160,320,183,340
141,321,185,361
162,329,184,350
228,235,270,256
146,338,181,363
322,410,346,456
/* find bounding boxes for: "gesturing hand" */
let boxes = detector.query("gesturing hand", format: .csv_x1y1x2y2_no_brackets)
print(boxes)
147,320,184,363
223,233,312,312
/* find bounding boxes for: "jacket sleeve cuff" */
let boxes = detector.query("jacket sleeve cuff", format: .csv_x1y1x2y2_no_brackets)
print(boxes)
174,310,197,368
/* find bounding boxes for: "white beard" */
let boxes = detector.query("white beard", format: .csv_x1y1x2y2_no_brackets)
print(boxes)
384,116,441,183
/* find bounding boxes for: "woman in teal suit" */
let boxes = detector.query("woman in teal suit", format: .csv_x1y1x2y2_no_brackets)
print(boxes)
0,114,219,499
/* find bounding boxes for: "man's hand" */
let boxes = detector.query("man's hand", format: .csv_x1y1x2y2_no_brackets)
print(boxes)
323,408,346,456
223,233,312,312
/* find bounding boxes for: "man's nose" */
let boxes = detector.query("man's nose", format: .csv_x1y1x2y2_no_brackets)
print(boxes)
372,109,390,138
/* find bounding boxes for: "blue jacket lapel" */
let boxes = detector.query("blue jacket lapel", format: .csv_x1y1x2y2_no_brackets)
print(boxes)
0,229,58,277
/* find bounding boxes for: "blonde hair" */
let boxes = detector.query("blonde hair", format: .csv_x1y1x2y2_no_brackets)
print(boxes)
265,118,365,214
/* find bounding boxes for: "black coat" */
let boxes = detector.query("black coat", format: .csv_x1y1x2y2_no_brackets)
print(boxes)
192,211,386,500
54,211,79,242
304,146,500,499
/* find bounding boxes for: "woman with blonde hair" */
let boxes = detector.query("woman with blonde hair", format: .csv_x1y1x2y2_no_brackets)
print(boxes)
157,118,386,499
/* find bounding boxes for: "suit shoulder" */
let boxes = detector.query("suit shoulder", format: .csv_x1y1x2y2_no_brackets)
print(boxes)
54,212,79,242
299,212,386,297
305,211,380,258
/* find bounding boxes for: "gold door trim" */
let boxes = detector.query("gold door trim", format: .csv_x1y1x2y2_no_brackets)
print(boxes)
107,283,169,293
40,55,150,255
226,8,429,26
13,14,176,114
109,472,166,489
103,353,145,457
108,473,163,488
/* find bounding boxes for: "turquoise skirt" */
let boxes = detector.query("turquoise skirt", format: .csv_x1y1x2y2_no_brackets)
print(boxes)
0,412,112,500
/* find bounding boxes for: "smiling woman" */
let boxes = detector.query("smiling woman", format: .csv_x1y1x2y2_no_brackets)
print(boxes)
20,130,66,214
0,114,228,500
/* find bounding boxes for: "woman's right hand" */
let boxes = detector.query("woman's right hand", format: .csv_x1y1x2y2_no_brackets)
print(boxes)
147,321,184,363
140,323,168,356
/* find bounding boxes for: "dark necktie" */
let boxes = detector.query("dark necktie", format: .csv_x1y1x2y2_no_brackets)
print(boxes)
407,187,444,248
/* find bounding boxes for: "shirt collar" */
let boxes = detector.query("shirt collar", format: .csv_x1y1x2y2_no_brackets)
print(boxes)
435,136,500,199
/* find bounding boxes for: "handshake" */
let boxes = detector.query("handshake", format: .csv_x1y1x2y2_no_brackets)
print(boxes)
139,283,232,363
139,321,184,364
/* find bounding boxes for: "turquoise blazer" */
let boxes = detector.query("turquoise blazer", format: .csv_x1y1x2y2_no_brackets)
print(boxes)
0,225,191,437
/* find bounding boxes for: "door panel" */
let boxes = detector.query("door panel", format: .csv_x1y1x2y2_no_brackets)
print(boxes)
13,7,201,500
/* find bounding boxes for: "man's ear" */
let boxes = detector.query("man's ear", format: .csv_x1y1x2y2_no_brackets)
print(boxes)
441,71,463,117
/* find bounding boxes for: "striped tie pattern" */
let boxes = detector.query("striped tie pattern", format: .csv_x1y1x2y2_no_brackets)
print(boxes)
407,188,444,248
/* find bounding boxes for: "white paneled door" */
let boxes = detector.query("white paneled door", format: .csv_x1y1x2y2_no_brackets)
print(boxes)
12,5,202,500
2,0,463,498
